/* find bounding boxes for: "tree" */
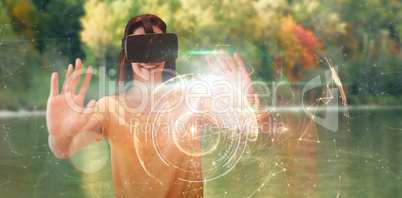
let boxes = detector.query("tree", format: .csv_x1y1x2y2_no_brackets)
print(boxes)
3,0,36,40
80,0,132,67
40,0,86,60
253,0,324,81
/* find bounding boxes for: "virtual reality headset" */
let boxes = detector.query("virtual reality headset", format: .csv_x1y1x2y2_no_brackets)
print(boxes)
122,15,178,63
123,33,178,63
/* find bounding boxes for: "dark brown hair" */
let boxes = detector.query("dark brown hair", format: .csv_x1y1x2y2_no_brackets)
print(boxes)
116,14,176,94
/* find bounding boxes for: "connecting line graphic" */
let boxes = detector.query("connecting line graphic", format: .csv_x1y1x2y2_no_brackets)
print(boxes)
299,57,349,143
325,57,349,119
247,162,288,197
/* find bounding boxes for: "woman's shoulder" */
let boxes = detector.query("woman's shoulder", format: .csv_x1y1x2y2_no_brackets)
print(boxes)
97,94,137,113
95,95,121,109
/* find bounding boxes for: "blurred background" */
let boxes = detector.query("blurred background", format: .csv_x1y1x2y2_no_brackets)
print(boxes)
0,0,401,197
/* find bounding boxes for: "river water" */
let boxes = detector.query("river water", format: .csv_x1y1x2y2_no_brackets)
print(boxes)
0,109,401,197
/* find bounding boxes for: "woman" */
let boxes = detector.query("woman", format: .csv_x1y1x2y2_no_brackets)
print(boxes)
47,14,253,197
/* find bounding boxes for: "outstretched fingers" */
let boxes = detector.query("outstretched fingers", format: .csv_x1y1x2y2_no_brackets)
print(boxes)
71,59,82,94
234,52,247,75
220,49,237,71
206,55,223,75
234,52,255,96
62,64,74,93
213,50,231,72
50,72,59,96
78,66,93,96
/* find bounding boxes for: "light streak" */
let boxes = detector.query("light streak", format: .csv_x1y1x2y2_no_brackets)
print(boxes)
181,50,218,55
186,43,199,58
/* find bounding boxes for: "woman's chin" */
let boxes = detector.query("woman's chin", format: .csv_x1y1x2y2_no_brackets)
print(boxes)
137,71,163,81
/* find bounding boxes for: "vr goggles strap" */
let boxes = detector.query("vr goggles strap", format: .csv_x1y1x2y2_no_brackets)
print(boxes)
140,15,154,33
121,14,155,49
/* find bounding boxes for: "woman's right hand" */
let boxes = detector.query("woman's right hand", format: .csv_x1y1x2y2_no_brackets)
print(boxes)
46,59,95,140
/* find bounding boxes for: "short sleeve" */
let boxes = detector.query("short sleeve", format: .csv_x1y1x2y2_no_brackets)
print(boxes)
91,97,109,141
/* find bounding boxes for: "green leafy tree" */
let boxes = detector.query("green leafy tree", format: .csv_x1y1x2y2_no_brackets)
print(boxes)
3,0,36,41
80,0,132,67
39,0,86,60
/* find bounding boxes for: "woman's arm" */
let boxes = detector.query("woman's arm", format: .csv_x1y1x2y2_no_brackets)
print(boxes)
48,117,101,158
47,59,101,158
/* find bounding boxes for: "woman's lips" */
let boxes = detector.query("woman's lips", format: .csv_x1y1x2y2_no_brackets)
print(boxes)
140,64,159,69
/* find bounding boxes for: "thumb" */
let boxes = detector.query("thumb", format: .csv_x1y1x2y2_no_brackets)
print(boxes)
83,100,96,114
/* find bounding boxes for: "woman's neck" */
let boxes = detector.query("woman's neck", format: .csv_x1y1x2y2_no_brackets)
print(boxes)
123,74,163,113
133,73,163,90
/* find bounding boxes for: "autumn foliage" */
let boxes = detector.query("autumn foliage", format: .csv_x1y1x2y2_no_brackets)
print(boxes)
274,16,322,80
4,0,36,39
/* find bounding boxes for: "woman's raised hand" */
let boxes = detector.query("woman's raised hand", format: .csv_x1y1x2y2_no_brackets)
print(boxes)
46,59,96,139
206,49,255,104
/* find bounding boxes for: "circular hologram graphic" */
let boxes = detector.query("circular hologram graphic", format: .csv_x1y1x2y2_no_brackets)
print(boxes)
132,36,296,196
134,74,259,182
172,111,221,157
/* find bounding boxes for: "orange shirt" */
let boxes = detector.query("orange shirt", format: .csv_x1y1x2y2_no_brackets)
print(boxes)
92,95,203,197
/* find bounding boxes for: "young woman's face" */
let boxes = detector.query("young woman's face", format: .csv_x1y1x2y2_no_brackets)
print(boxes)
130,25,166,81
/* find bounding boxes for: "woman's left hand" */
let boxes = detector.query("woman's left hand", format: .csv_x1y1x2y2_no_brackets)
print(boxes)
206,49,255,104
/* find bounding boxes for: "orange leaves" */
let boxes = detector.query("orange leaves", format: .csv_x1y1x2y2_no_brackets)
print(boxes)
275,16,322,79
4,0,36,38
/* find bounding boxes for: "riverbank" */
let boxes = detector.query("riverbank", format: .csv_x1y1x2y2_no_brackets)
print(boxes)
0,110,46,118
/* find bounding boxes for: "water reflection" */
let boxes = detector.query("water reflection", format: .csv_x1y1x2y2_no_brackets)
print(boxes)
0,110,400,197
